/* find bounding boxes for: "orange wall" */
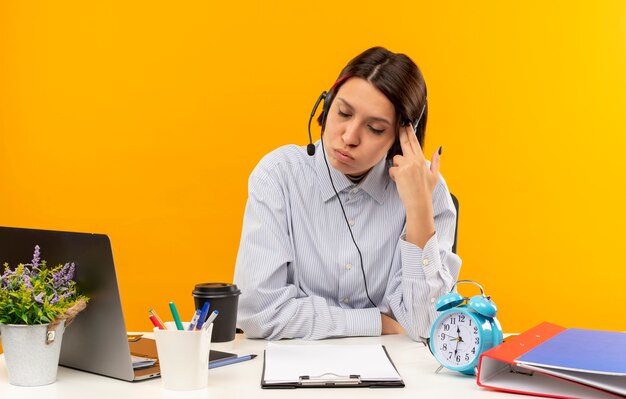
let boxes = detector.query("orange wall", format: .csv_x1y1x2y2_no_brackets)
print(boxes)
2,1,626,336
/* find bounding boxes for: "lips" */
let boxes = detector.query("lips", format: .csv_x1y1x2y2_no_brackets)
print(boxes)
334,149,354,163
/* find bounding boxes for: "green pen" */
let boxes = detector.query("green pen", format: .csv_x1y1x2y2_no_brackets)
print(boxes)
169,301,184,330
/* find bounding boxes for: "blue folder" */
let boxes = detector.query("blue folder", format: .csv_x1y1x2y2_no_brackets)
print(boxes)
516,328,626,375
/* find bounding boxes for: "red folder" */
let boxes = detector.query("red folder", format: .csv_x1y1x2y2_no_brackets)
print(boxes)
476,322,624,399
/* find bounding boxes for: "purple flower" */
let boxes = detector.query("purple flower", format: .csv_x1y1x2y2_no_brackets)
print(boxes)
52,262,75,289
50,292,59,305
0,268,6,287
34,292,45,304
2,267,16,279
1,267,16,287
58,290,75,301
31,245,41,268
23,275,32,290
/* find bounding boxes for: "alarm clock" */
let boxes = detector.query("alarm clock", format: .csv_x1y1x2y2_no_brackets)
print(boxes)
429,280,503,375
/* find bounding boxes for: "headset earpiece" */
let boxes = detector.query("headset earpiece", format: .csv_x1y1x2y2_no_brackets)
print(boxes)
320,90,331,129
320,75,352,130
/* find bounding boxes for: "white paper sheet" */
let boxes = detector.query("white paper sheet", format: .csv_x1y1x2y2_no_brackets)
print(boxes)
263,343,402,384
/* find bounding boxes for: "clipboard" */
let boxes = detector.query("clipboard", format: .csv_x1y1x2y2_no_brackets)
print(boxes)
260,343,405,389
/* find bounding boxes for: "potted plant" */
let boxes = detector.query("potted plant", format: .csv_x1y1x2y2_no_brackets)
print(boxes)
0,245,88,386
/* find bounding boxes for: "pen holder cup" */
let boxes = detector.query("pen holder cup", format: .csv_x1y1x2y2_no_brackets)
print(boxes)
192,283,241,342
154,322,213,391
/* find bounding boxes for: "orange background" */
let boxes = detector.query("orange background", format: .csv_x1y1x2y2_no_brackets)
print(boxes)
2,1,626,343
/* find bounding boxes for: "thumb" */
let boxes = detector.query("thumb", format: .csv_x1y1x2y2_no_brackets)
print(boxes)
388,166,396,182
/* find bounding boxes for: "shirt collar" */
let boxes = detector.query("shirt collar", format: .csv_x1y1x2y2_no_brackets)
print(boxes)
314,140,389,204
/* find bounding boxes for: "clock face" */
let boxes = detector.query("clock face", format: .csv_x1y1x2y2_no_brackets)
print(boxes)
431,310,482,369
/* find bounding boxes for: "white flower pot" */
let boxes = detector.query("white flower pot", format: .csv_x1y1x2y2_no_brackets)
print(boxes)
0,320,65,386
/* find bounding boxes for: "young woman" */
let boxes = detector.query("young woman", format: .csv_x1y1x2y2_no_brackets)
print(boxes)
233,47,461,341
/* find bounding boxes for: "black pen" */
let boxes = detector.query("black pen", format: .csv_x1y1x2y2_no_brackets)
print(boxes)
209,354,257,369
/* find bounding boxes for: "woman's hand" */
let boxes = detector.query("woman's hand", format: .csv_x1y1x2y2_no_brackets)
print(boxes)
388,126,440,209
388,127,441,247
381,314,406,335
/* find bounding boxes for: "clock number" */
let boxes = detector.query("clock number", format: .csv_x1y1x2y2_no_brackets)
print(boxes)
441,333,446,340
474,326,478,334
475,337,480,344
471,347,476,354
444,324,450,331
469,319,472,326
465,354,470,361
459,315,465,323
456,355,461,363
442,343,447,351
450,317,456,325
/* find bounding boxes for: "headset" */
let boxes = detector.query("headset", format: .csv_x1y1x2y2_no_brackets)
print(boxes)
306,76,428,309
307,77,427,156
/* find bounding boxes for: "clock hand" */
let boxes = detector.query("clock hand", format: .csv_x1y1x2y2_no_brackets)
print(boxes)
454,326,462,357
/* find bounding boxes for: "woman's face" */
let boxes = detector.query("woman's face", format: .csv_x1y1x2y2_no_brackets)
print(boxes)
323,77,397,177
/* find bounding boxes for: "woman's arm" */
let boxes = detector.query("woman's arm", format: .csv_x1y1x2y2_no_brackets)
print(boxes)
234,168,382,340
382,177,462,340
384,126,461,340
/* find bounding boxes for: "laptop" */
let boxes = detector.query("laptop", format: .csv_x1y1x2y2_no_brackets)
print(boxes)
0,226,235,382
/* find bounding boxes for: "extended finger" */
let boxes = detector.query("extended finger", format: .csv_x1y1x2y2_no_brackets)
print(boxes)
399,126,416,157
430,146,441,176
406,123,425,157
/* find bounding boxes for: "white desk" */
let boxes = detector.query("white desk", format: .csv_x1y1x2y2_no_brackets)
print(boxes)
1,334,511,399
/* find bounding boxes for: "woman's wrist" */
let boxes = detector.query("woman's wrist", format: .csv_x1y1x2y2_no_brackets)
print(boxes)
401,189,433,213
405,204,435,248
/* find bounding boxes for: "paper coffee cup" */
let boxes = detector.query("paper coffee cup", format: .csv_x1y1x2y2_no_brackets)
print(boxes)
192,283,240,342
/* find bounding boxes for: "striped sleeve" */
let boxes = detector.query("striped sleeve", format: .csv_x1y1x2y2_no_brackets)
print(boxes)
383,176,462,340
233,169,382,340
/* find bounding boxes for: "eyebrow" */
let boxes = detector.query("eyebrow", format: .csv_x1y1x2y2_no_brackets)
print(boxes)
336,97,392,125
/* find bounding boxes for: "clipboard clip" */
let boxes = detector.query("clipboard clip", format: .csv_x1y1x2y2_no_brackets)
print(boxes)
299,373,362,386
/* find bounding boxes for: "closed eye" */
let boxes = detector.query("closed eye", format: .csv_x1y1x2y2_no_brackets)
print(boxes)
338,110,351,118
368,126,385,135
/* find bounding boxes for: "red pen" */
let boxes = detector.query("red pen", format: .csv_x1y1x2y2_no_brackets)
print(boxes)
149,308,166,328
149,313,166,330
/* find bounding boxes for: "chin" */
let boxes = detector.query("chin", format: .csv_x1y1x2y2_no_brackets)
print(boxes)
328,157,351,173
332,160,366,176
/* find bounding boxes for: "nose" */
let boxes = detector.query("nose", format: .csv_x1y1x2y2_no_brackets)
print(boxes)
341,121,360,146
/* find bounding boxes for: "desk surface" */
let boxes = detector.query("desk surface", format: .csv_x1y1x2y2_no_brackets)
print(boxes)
1,334,510,399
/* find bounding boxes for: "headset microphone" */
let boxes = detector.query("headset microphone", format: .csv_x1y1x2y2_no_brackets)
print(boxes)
307,91,327,156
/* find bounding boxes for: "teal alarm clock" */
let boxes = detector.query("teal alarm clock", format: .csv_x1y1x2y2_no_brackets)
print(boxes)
429,280,503,375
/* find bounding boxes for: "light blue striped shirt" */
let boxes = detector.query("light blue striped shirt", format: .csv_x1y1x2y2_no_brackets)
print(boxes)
234,141,461,341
